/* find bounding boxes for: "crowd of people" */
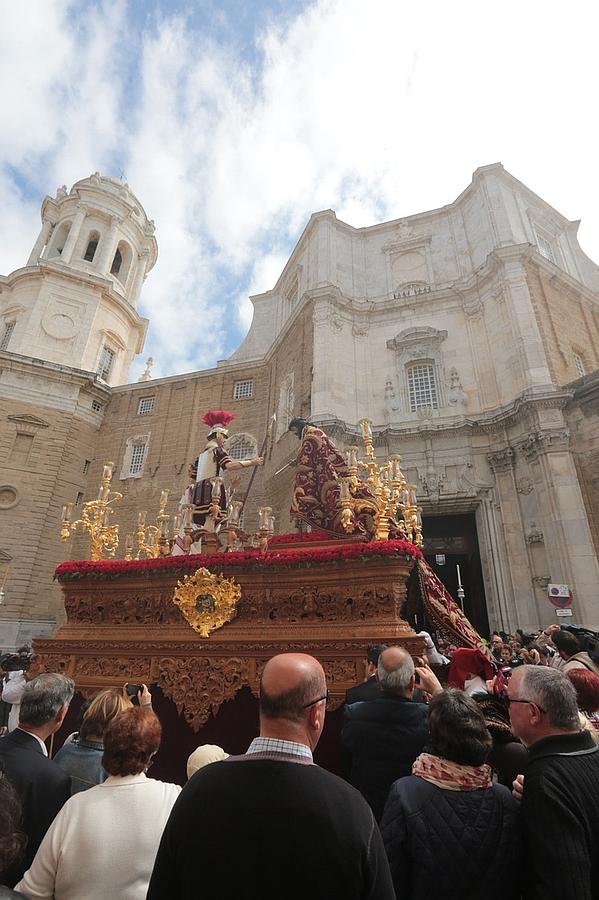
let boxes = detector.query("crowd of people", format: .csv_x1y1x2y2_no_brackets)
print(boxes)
0,623,598,899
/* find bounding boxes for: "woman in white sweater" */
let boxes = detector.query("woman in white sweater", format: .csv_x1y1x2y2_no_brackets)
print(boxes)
16,707,180,900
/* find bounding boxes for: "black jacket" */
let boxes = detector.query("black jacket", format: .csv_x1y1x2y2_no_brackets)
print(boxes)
381,774,521,900
341,693,429,821
0,729,70,886
521,730,599,900
345,676,381,705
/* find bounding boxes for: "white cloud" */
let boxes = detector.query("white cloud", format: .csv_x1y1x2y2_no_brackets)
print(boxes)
1,0,598,381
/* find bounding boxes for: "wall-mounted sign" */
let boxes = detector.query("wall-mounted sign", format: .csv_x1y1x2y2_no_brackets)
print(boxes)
556,608,573,617
548,584,572,608
435,554,446,565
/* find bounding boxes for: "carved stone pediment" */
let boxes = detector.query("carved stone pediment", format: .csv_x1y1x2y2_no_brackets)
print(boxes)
7,414,49,430
386,326,447,354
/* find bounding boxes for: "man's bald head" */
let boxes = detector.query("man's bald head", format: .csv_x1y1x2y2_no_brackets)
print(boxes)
260,653,327,722
377,646,415,696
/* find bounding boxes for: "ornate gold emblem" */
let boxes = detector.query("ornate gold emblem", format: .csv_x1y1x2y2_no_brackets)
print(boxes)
172,567,241,637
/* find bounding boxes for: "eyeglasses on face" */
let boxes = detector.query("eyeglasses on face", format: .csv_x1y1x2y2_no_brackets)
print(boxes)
302,690,331,709
507,697,546,713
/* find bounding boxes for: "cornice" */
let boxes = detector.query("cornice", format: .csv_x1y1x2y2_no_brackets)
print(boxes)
0,350,112,397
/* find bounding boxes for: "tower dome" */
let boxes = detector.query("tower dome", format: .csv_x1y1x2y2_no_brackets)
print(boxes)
1,174,156,386
29,172,158,308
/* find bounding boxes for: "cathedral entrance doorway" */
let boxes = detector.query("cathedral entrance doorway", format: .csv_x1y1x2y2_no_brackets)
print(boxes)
422,511,490,639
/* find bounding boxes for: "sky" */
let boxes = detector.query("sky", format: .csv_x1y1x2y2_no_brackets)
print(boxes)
1,0,598,380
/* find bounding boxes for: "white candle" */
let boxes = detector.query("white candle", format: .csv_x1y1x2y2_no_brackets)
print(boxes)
456,564,462,588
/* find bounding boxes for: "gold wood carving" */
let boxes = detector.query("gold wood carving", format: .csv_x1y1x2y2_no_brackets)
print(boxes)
157,656,250,729
172,567,241,637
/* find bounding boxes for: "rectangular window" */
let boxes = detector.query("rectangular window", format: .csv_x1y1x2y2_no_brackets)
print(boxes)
536,234,556,264
138,397,155,416
75,491,84,507
97,346,116,381
83,459,91,475
574,353,586,377
129,443,146,475
233,380,253,400
407,364,438,412
91,400,103,413
0,321,15,351
228,436,255,460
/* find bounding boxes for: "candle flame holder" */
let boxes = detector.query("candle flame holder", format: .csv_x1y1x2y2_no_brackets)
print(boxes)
60,462,122,560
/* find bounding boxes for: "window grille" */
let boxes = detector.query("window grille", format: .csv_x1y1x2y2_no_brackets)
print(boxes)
407,364,438,412
233,380,253,400
138,397,155,416
536,235,556,264
228,436,256,460
97,346,116,381
91,400,103,413
83,460,91,475
0,322,15,351
75,491,84,507
129,442,147,475
574,354,585,377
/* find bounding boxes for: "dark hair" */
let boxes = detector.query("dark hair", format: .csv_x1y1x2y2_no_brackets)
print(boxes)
260,671,325,722
428,689,492,766
0,769,27,875
567,668,599,713
80,689,133,741
102,707,161,776
552,630,580,657
19,673,75,727
288,417,308,435
367,644,387,666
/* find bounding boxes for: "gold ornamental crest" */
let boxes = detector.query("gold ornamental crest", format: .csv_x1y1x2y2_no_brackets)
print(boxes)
172,567,241,637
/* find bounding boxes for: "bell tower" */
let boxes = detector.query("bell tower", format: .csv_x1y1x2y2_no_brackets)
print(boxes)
2,173,157,386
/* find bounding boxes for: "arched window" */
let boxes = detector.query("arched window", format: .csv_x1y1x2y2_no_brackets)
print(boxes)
407,363,438,412
110,248,122,276
84,231,100,262
228,434,257,460
110,241,132,283
48,222,71,258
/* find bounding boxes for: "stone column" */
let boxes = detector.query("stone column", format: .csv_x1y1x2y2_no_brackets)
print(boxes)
310,297,336,420
487,446,537,628
96,217,121,275
129,249,149,306
521,429,599,629
27,219,53,266
60,205,87,264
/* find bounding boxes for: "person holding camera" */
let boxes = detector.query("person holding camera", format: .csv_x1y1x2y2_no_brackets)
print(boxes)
53,683,151,795
0,646,32,733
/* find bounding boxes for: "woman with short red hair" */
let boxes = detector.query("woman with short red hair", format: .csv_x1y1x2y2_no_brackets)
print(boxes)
567,667,599,740
15,707,180,899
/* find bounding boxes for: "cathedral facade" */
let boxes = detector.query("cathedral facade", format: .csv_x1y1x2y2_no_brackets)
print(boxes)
2,165,599,647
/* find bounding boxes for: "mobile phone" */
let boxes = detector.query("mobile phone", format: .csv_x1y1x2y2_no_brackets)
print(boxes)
126,683,143,697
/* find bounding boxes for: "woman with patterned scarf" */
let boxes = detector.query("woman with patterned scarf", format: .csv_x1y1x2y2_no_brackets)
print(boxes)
381,689,521,900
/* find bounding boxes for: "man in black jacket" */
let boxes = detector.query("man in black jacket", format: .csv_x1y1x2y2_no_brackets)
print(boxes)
0,672,74,886
148,653,395,900
508,665,599,900
345,644,387,704
342,645,442,820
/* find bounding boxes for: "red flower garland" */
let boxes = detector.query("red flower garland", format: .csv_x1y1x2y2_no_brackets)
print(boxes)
55,538,422,581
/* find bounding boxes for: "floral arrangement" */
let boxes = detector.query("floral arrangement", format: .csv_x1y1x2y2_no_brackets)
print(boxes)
55,537,422,582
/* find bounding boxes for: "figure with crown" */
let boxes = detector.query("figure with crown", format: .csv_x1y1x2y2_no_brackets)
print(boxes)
172,410,262,555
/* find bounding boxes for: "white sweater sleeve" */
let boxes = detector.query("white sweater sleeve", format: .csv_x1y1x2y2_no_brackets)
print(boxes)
15,803,69,899
1,670,27,704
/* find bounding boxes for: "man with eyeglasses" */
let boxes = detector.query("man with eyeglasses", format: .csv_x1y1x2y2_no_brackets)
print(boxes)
148,653,395,900
507,665,599,900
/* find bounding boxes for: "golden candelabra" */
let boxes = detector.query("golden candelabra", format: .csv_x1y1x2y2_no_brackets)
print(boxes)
125,490,173,559
61,462,122,560
346,419,423,546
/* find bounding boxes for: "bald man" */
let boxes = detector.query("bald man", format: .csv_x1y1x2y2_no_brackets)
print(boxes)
148,653,395,900
342,645,442,821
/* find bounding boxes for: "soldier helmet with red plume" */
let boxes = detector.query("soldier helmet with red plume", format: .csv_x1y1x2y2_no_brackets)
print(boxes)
201,409,235,438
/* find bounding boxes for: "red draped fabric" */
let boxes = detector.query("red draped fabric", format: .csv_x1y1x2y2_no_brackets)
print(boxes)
290,426,380,536
415,558,495,665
